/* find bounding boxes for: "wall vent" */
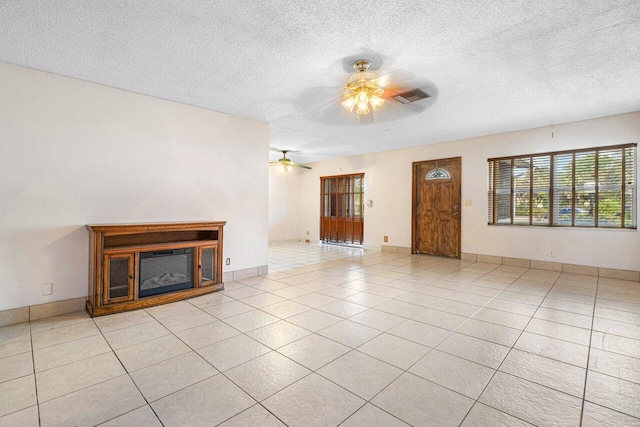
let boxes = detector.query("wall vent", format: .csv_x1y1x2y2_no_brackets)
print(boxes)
393,88,431,104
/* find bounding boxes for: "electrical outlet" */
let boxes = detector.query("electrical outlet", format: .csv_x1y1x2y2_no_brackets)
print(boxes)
383,236,388,242
226,258,230,265
549,250,555,257
41,283,52,296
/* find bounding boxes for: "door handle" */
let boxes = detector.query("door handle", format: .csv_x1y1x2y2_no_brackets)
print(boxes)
453,204,459,219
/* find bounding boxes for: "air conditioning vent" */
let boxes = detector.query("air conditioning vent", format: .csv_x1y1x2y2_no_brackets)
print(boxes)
393,88,431,104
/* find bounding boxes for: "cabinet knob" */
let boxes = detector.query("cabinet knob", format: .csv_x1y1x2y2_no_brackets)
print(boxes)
129,274,135,279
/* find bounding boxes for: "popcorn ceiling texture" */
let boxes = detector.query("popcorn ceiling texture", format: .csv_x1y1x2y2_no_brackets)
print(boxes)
1,1,639,163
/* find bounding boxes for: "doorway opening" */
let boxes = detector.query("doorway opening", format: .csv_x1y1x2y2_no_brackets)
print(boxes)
320,173,364,246
412,157,461,258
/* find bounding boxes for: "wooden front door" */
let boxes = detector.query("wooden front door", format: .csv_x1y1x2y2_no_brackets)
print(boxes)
320,173,364,245
412,157,461,257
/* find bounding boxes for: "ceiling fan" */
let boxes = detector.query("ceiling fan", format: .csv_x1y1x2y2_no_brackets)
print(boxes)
269,150,312,171
294,56,438,126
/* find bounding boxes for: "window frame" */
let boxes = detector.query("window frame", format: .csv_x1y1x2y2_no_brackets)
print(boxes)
487,143,637,229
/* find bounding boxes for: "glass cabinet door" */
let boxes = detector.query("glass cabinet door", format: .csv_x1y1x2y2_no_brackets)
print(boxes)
104,254,135,304
199,245,217,286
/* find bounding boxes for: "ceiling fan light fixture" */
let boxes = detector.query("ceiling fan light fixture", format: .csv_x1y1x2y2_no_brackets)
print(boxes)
356,90,369,104
341,96,356,112
280,163,292,172
369,94,385,111
278,158,293,172
355,102,370,115
341,59,385,116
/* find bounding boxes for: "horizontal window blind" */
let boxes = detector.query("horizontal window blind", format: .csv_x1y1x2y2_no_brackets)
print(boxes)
488,143,636,229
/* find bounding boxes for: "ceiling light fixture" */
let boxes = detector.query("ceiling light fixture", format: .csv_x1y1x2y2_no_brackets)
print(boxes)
341,60,385,115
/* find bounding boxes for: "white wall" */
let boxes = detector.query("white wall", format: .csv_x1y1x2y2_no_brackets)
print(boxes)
0,62,269,311
268,165,303,242
282,112,640,271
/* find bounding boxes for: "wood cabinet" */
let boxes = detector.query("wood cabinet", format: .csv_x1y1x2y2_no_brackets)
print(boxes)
86,221,225,317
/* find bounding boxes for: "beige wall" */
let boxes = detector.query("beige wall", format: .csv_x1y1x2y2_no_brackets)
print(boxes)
273,112,639,271
268,165,302,242
0,62,269,311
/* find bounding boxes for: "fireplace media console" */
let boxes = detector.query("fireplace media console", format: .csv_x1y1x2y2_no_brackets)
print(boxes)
86,221,225,317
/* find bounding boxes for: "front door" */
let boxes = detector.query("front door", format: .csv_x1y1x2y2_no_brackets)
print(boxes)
412,157,461,257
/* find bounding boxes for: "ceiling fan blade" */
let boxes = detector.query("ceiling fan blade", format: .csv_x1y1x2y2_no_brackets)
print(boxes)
292,86,344,116
373,70,416,88
355,113,374,126
366,96,430,123
289,162,312,170
304,100,368,127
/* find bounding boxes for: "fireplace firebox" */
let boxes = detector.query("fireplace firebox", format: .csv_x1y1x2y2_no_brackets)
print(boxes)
139,248,194,298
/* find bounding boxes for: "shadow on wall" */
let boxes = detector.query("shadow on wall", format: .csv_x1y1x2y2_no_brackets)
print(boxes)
5,226,88,309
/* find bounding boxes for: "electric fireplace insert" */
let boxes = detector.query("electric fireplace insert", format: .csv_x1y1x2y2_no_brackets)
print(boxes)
139,248,194,298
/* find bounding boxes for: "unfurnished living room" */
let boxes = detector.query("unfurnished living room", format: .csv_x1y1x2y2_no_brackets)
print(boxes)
1,1,639,426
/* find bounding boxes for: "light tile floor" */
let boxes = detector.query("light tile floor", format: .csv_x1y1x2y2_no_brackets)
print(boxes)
1,244,640,426
268,241,365,272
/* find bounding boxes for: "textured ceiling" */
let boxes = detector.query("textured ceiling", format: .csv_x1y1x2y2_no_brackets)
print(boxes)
2,1,640,164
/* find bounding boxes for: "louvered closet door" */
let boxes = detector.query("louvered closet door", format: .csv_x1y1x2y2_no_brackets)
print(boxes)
320,173,364,245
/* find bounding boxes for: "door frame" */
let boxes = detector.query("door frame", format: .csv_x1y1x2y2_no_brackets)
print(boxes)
411,156,462,258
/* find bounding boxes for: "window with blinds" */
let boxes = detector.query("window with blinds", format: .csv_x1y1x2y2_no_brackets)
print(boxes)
487,143,636,228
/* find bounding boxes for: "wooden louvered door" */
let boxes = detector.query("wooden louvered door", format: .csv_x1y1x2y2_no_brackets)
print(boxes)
320,174,364,245
412,157,461,258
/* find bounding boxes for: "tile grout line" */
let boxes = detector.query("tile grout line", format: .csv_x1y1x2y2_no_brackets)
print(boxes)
578,276,601,426
27,321,42,427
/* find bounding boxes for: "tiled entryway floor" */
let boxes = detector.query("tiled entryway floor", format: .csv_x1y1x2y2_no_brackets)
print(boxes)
2,248,640,426
268,241,366,272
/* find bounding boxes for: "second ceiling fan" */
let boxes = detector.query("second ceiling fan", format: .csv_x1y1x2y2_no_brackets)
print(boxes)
269,150,312,171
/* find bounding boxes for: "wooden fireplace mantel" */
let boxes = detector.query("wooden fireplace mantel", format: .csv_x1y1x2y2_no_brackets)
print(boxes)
86,221,225,317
